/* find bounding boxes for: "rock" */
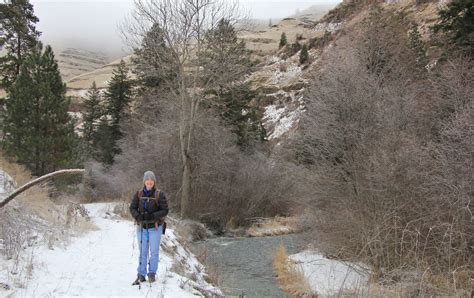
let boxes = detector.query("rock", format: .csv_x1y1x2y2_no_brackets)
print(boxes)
282,80,306,92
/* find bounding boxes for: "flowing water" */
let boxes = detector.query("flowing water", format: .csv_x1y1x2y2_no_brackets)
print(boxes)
191,233,306,297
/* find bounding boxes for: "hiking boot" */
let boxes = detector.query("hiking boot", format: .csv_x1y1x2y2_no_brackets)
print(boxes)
147,273,156,283
132,274,146,285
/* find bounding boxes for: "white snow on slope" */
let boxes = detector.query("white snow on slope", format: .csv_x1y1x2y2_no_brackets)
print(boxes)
269,64,302,86
0,169,17,199
1,203,222,297
290,250,369,296
262,91,305,140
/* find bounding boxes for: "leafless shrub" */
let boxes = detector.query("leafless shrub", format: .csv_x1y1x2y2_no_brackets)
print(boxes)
289,10,473,294
90,89,307,231
112,202,133,220
65,202,90,227
0,206,43,260
174,219,210,242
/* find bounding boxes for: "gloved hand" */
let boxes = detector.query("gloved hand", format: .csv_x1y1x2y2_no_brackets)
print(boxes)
136,214,145,222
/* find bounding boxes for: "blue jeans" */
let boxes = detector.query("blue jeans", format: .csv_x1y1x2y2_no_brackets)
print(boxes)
136,225,163,277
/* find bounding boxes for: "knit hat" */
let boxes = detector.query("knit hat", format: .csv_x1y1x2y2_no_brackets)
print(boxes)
143,170,156,185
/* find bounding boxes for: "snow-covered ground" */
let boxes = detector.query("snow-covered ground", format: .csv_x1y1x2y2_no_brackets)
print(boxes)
1,203,222,297
290,250,369,296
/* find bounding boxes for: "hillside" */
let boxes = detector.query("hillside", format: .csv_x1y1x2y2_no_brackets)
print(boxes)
247,0,453,144
57,48,109,82
62,5,334,137
63,0,446,144
66,55,134,99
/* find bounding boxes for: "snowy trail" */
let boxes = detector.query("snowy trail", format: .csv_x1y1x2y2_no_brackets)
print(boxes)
9,203,220,297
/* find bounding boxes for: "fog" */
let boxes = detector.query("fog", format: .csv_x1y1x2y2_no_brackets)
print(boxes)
31,0,340,59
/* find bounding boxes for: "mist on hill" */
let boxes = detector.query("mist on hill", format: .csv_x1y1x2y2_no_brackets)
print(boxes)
31,0,341,59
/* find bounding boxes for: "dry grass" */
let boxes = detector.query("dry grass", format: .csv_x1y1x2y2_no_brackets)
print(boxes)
0,150,32,185
65,55,134,92
247,216,300,237
193,246,221,288
1,151,59,223
273,243,314,297
240,18,326,55
1,150,96,236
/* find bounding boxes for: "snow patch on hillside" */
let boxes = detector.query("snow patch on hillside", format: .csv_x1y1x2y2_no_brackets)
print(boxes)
269,65,302,85
314,22,342,33
262,91,305,140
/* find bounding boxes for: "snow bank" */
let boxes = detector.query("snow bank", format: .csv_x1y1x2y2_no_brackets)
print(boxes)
289,250,369,296
1,203,222,297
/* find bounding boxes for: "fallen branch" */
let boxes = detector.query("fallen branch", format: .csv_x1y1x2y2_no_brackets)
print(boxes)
0,169,85,208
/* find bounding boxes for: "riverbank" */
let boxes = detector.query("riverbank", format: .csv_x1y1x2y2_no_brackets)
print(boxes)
190,232,306,297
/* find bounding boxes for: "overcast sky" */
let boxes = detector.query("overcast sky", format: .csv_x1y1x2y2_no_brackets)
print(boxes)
31,0,341,58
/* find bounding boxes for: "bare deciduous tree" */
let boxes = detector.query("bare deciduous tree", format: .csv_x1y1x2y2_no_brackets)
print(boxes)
123,0,242,218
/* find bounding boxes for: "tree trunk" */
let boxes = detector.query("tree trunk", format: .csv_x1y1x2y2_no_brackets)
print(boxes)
180,157,192,218
0,169,85,208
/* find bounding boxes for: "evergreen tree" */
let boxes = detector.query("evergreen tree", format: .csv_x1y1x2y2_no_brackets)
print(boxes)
132,23,176,89
94,116,115,165
434,0,474,53
96,60,132,164
201,19,264,148
409,25,427,67
299,44,309,64
219,83,266,148
2,43,76,176
279,32,287,49
0,0,41,88
201,18,251,93
81,81,102,159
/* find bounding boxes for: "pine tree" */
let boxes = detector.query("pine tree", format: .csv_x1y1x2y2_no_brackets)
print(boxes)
279,32,287,49
409,25,427,67
132,23,176,89
96,60,132,164
81,81,102,159
0,0,41,89
299,44,309,64
201,18,251,93
201,19,263,148
94,116,115,165
433,0,474,53
2,43,76,176
219,83,266,148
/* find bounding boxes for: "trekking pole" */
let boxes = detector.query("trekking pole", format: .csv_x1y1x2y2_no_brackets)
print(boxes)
147,228,151,286
138,224,143,290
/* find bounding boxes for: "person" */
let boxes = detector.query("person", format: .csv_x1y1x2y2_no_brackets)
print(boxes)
129,170,169,285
